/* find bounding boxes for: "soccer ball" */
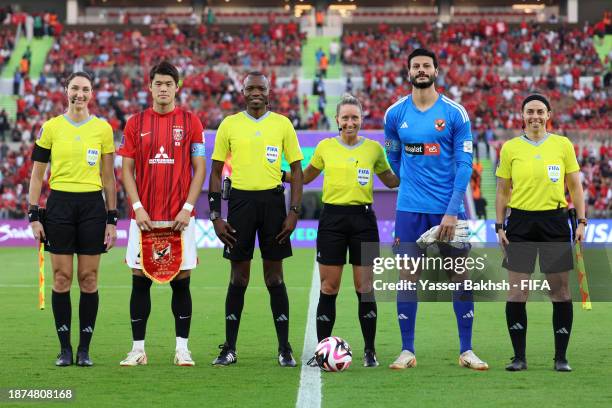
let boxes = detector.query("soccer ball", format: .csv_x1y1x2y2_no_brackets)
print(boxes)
313,336,352,372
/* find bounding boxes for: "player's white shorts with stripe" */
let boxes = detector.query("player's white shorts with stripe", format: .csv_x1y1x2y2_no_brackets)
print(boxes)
126,217,197,270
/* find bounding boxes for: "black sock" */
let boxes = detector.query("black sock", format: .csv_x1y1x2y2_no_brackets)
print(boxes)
506,301,527,359
316,292,337,342
553,301,573,360
225,283,247,349
78,291,99,351
52,290,71,350
268,282,290,349
130,275,152,341
357,291,377,351
170,277,192,339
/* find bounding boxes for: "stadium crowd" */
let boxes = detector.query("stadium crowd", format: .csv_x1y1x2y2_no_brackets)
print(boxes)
342,21,610,132
0,17,610,219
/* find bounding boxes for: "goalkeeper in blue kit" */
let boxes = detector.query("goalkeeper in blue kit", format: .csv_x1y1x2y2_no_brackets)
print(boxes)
384,48,488,370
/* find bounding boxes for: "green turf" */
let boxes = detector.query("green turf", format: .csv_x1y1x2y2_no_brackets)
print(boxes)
301,37,342,80
1,248,611,407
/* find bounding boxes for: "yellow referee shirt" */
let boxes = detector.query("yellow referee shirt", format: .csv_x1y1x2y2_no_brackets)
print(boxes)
35,115,115,192
311,136,391,205
212,111,303,190
496,133,579,210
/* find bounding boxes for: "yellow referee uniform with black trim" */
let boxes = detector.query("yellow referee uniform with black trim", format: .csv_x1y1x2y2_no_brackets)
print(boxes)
313,136,391,266
34,114,114,254
211,111,303,261
496,133,579,274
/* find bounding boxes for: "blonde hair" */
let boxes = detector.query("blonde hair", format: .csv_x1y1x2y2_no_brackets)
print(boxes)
336,93,362,116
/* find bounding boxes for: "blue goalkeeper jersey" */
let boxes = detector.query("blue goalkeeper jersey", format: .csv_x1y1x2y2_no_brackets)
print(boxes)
384,94,473,215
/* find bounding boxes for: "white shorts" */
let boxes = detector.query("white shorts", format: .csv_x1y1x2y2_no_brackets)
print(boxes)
126,217,198,270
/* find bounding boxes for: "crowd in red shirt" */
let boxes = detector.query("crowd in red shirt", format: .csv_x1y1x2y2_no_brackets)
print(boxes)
342,21,610,131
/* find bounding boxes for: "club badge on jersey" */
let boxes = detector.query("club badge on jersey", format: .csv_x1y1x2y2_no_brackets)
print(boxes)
140,228,183,283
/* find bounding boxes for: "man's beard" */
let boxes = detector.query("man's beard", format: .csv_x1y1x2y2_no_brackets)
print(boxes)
410,74,436,89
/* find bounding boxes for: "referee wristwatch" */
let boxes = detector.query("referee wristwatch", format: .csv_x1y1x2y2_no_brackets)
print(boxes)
289,205,300,215
578,218,588,226
495,222,505,233
209,211,221,222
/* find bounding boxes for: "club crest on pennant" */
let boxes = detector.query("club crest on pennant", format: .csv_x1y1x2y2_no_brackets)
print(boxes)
140,228,183,283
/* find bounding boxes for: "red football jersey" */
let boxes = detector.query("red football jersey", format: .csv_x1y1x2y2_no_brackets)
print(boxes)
117,107,204,221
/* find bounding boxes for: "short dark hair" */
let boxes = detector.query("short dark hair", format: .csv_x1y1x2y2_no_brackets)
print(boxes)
149,61,179,85
243,71,269,87
65,71,93,87
408,48,438,69
521,94,551,111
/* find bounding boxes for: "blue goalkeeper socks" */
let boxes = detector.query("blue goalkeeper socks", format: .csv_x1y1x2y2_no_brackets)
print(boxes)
452,285,474,354
397,288,418,353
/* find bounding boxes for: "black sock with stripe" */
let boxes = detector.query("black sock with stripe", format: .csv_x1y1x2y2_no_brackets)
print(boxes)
225,283,247,350
268,282,290,349
316,292,337,342
357,291,377,351
552,301,573,360
78,291,99,351
506,301,527,359
52,290,72,349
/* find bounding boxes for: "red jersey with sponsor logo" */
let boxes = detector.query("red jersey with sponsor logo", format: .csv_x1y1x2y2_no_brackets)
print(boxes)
117,107,204,221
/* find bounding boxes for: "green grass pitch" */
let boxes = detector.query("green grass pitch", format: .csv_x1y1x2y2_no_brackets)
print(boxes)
1,248,611,407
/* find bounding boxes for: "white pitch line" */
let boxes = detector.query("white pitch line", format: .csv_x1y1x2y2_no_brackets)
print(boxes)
296,261,321,408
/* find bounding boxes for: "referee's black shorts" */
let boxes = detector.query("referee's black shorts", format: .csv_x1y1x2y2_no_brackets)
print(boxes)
43,190,107,255
502,208,573,274
317,204,380,266
225,187,292,261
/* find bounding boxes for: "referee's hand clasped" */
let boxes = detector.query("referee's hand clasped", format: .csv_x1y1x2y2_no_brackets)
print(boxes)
104,224,117,250
134,208,153,232
212,219,237,247
172,209,191,232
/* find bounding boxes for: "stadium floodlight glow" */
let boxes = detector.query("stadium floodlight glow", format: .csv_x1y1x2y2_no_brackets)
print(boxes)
512,4,545,12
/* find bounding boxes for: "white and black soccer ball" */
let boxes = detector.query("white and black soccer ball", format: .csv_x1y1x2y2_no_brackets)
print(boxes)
313,336,352,372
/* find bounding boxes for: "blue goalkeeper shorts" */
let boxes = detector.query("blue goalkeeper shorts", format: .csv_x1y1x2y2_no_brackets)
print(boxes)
394,211,467,256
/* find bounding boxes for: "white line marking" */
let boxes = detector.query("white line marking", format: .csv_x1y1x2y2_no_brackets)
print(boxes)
296,261,321,408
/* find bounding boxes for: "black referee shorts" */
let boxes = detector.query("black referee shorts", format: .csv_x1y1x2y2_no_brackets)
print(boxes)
44,190,107,255
317,204,380,266
502,208,573,274
224,187,292,262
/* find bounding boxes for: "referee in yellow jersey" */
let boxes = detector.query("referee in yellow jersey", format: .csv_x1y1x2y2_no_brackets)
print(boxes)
28,72,117,367
495,94,585,372
290,94,399,367
209,72,304,367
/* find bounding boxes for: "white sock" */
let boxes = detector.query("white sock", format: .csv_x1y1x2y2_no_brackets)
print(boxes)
132,340,145,351
176,337,188,351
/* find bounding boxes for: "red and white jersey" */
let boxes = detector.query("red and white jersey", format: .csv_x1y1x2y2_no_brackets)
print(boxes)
118,107,204,221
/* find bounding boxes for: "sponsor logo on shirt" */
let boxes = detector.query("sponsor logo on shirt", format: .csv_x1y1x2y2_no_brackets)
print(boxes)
434,119,446,131
149,146,174,164
357,168,371,186
547,164,561,182
86,148,99,166
266,146,279,163
404,143,440,156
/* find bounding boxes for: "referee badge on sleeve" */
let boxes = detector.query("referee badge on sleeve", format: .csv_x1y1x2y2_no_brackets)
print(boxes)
86,149,100,166
547,165,561,182
357,168,371,186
